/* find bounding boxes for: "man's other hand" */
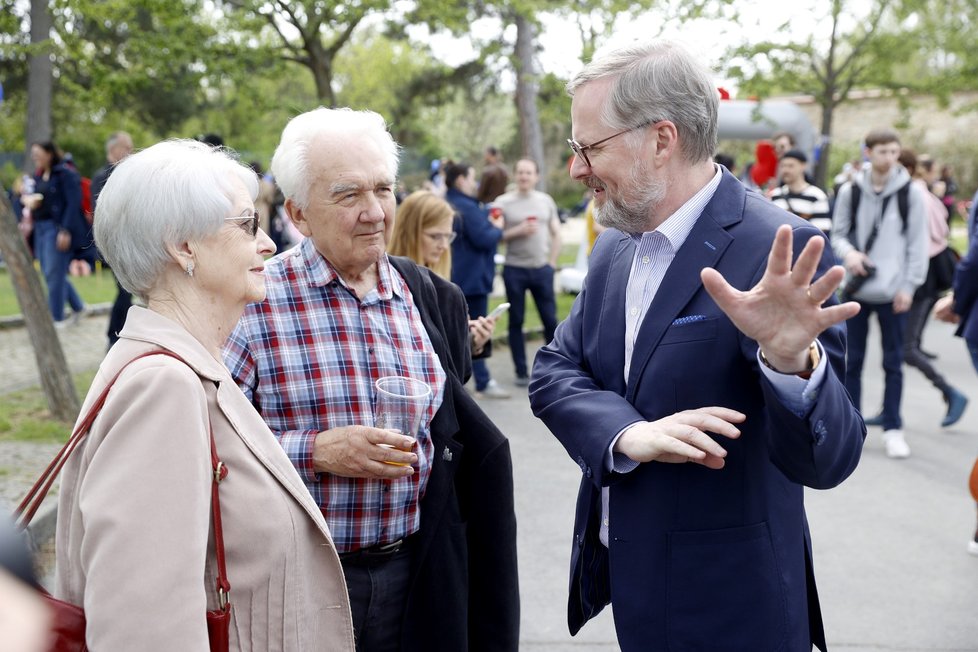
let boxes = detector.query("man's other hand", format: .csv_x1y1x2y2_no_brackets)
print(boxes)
614,407,745,469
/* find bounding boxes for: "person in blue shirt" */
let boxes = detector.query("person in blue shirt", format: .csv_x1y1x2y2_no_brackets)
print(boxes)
445,161,509,399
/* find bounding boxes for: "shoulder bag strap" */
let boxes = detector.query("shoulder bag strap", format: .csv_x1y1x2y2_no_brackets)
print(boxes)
14,349,231,607
14,350,169,528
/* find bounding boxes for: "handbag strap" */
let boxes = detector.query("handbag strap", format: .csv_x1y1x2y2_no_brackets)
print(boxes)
14,349,231,609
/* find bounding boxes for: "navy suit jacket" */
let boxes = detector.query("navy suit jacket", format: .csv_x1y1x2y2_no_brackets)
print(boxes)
529,171,865,652
952,213,978,344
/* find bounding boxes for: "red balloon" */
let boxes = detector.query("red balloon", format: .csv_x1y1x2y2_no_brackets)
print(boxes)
750,140,778,186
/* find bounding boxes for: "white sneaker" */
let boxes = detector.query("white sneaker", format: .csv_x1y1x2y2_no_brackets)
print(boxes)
70,306,90,325
882,429,910,459
967,540,978,557
475,380,510,400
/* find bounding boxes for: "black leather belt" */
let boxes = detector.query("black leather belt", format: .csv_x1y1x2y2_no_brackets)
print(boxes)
339,537,412,566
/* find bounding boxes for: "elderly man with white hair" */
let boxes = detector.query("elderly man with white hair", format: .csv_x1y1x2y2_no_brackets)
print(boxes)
224,108,519,652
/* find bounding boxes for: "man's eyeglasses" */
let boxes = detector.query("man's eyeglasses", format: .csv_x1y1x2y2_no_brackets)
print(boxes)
424,231,457,244
567,122,651,169
225,211,260,237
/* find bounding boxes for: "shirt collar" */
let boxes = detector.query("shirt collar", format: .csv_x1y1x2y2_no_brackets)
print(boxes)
631,164,723,251
295,237,403,300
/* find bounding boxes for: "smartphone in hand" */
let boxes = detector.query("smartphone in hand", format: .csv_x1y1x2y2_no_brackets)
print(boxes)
488,302,511,320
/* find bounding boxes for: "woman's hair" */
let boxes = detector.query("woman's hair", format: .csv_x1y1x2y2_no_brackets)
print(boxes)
443,162,472,191
271,107,399,210
898,148,917,177
93,139,259,301
32,141,62,167
388,190,455,279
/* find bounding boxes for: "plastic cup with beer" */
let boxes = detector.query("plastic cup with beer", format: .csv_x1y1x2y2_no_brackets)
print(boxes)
374,376,431,466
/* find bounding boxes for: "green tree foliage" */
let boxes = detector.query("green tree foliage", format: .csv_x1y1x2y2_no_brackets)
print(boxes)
53,0,220,136
720,0,967,187
220,0,393,106
332,29,489,159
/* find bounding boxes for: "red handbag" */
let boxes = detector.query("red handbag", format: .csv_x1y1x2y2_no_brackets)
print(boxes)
14,350,232,652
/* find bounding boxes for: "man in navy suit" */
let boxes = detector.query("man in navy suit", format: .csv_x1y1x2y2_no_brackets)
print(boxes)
529,40,866,651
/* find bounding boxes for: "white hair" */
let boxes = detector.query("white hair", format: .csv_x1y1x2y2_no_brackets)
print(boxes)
270,107,400,209
93,139,259,301
567,40,719,164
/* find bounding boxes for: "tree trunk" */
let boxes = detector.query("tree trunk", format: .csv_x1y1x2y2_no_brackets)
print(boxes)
0,188,80,422
307,42,337,108
815,100,835,191
514,13,547,191
25,0,53,173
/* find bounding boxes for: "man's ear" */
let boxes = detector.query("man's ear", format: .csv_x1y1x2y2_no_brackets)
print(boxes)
650,120,680,166
284,198,313,238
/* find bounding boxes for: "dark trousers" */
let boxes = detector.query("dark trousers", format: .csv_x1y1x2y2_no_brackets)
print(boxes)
341,550,412,652
502,264,558,378
465,293,490,390
903,290,951,395
845,301,908,430
107,276,131,347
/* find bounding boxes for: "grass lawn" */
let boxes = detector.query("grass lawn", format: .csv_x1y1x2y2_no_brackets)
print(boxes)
490,243,580,333
0,370,96,443
0,264,119,318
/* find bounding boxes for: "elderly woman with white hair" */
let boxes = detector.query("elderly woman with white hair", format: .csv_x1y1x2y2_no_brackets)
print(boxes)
52,140,355,651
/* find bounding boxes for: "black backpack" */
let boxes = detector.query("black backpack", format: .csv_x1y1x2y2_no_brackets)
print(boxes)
846,181,911,244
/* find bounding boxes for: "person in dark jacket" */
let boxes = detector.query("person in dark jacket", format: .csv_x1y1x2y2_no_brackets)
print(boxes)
446,162,509,399
91,131,134,348
934,206,978,557
23,141,87,326
223,107,519,652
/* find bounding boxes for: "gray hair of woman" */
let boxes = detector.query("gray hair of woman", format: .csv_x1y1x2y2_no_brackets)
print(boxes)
93,139,259,302
566,40,719,166
270,107,400,211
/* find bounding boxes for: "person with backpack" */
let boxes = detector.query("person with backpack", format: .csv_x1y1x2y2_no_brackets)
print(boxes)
831,129,929,458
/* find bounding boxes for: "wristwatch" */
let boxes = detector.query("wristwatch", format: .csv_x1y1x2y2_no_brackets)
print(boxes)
759,342,820,380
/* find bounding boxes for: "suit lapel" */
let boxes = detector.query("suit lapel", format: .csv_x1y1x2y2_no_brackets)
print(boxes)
624,172,745,400
598,235,635,396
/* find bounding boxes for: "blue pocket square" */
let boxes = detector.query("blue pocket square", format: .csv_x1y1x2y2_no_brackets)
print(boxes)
672,315,707,326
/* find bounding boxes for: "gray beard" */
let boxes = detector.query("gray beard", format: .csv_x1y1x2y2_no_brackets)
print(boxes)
594,175,667,235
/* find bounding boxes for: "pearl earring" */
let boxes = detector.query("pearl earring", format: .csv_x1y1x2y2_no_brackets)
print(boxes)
186,262,195,277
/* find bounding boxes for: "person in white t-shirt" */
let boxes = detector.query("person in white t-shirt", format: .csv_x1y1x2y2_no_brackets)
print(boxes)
497,158,562,386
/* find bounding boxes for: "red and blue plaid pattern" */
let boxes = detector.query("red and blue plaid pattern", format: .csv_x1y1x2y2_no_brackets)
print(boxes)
223,238,446,553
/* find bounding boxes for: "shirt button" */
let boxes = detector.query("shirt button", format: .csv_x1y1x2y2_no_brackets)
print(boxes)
630,307,638,316
642,256,650,264
603,518,609,526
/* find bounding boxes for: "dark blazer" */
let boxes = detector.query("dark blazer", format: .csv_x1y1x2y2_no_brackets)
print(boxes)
37,164,85,241
952,225,978,344
390,256,520,652
529,171,865,652
447,188,502,297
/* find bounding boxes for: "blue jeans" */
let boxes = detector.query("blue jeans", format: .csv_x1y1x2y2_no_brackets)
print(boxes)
845,301,907,430
34,220,84,322
502,264,558,377
465,294,491,390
